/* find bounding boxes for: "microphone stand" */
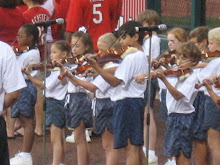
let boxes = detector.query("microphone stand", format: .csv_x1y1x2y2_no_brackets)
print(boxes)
41,25,49,165
145,31,152,165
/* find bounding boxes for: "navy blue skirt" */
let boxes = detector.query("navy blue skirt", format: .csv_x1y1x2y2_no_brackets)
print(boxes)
164,112,195,158
65,93,92,129
113,98,145,149
192,92,207,140
93,98,114,135
204,95,220,131
46,98,66,128
11,80,37,118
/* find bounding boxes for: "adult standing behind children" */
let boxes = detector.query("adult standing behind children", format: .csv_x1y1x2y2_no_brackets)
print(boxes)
87,21,148,165
0,41,26,165
65,0,122,52
23,0,50,60
0,0,25,45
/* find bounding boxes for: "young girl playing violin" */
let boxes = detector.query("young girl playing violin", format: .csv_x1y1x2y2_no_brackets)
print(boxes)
64,32,121,165
196,27,220,165
155,42,201,165
22,40,70,165
10,24,40,165
155,28,187,124
189,26,209,165
65,30,94,165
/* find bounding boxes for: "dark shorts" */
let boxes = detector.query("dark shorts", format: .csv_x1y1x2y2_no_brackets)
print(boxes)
113,98,145,149
204,95,220,131
11,80,37,118
65,93,92,129
192,92,207,140
46,98,66,128
0,116,10,165
93,98,114,135
144,79,159,108
160,89,168,121
164,112,195,159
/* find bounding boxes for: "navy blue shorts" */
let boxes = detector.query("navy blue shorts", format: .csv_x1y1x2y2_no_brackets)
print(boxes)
46,98,66,128
160,89,168,121
93,98,114,135
164,112,195,158
113,98,145,149
144,79,159,108
0,116,9,165
192,92,207,140
65,93,92,129
204,96,220,131
11,80,37,118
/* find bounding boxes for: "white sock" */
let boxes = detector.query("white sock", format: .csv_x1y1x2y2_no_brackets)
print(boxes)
20,152,31,159
148,150,156,156
60,163,65,165
142,146,146,153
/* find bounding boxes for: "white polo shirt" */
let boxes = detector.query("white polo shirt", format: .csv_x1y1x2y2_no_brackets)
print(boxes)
111,50,148,101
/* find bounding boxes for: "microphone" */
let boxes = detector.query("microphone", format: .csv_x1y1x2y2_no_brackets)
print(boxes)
34,18,64,26
135,24,167,32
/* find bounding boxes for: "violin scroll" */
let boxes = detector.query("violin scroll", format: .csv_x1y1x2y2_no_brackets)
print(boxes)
195,76,220,89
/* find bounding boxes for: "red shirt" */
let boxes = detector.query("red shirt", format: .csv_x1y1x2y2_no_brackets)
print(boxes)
23,7,50,45
0,7,25,45
66,0,122,52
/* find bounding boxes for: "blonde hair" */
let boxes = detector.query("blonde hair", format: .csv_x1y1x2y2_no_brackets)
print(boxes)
168,28,187,42
208,27,220,45
98,33,121,50
136,9,160,25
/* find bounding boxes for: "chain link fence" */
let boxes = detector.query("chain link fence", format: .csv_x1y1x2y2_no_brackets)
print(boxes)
160,0,191,30
206,0,220,28
147,0,220,31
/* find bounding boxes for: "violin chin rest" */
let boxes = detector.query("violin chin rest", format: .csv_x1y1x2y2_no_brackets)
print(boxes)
178,73,190,81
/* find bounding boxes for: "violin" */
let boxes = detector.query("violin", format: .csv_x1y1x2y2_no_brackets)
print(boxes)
96,46,129,64
64,54,86,65
201,51,220,59
72,46,129,75
72,64,91,75
152,51,176,70
30,63,54,70
12,46,30,55
146,68,191,81
195,77,220,89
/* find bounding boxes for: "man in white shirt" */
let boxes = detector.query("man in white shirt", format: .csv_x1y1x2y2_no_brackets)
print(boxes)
0,41,26,164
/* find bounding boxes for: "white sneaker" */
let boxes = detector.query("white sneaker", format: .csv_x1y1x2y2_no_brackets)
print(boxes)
66,132,75,143
10,152,33,165
148,154,158,165
85,129,91,143
66,130,91,143
164,159,176,165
